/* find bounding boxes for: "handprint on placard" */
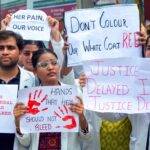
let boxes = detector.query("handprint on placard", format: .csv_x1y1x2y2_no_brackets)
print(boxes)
27,90,48,115
54,105,77,129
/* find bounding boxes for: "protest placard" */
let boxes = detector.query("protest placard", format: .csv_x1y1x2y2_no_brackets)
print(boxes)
65,4,141,66
83,58,138,113
0,85,18,133
18,85,79,133
82,58,150,114
7,9,50,41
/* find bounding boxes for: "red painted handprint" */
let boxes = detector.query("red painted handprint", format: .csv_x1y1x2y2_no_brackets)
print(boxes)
54,105,77,129
27,90,48,115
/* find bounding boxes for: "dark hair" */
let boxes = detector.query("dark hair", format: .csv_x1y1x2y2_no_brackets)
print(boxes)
145,35,150,48
143,35,150,57
23,40,46,49
0,30,24,51
32,48,58,68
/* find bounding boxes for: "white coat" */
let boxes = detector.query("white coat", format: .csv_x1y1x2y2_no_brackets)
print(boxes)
14,82,92,150
13,67,36,150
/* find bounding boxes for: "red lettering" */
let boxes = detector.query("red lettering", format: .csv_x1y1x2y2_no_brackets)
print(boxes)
122,32,132,48
134,32,140,47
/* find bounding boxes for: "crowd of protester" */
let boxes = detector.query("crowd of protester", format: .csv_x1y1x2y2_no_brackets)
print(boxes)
0,1,150,150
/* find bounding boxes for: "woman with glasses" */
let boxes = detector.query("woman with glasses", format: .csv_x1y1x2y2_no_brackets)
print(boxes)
13,48,90,150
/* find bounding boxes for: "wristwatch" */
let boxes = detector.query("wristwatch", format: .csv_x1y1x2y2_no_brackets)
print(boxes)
16,127,23,136
81,127,89,134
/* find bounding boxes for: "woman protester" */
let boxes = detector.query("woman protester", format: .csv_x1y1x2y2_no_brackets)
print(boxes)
13,48,91,150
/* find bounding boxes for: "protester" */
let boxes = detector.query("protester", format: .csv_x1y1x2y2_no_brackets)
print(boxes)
0,3,149,150
79,74,131,150
19,40,46,71
13,48,91,150
0,30,36,150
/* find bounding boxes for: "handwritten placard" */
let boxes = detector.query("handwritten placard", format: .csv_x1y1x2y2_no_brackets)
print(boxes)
18,85,79,133
65,4,141,66
7,9,50,41
0,85,18,133
83,58,138,113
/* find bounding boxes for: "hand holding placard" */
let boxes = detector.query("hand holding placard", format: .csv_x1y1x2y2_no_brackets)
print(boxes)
0,14,12,31
47,16,60,41
18,86,79,133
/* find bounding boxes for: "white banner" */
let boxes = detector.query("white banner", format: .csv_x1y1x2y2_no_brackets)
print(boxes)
83,58,150,113
7,9,50,41
0,85,18,133
18,85,79,133
65,4,141,66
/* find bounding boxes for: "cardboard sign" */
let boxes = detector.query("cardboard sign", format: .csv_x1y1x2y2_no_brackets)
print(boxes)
7,9,50,41
83,58,137,113
65,4,141,66
0,85,18,133
83,58,150,113
18,85,79,133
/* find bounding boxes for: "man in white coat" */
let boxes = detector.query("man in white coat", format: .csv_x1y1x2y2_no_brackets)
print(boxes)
0,30,36,150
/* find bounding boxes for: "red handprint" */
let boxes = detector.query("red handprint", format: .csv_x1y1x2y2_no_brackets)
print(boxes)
54,105,77,129
27,90,48,115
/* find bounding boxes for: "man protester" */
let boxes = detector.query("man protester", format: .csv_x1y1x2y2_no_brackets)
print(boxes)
0,30,36,150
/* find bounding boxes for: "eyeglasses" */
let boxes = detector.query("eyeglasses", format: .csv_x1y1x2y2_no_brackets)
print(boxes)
0,45,17,51
37,60,58,68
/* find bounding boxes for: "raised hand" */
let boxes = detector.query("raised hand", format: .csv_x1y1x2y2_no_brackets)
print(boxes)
70,96,88,132
137,24,148,46
13,102,27,133
1,14,12,31
79,73,87,87
47,16,61,42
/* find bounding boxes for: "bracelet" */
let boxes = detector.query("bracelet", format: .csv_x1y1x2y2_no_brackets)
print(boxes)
81,127,89,135
62,53,68,67
16,127,23,136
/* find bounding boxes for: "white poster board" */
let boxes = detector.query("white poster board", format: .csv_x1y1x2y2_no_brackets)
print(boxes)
18,85,79,133
7,9,50,41
65,4,141,66
0,85,18,133
83,58,138,113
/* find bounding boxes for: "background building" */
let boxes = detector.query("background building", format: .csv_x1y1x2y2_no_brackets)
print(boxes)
0,0,76,31
0,0,76,19
0,0,149,30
